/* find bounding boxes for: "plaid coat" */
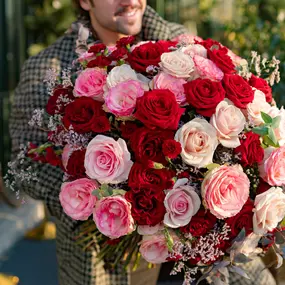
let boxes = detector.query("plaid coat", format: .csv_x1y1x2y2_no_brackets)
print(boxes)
9,5,276,285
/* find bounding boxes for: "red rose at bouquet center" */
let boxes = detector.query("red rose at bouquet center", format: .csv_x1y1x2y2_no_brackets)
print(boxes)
127,40,176,73
134,89,185,130
223,74,254,109
184,78,225,117
65,149,86,179
63,97,110,133
162,139,182,159
235,131,264,167
248,74,272,103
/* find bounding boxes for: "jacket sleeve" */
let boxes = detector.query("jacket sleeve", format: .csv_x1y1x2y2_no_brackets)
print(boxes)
9,55,64,220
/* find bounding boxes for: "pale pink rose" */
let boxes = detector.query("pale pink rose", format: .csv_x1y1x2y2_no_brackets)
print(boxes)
59,178,98,220
259,145,285,186
137,223,164,235
172,34,203,45
227,49,245,66
159,50,195,78
175,118,218,168
253,187,285,234
246,89,272,126
84,135,133,184
152,72,187,105
93,195,135,239
210,99,246,148
164,179,201,228
139,234,169,264
193,55,224,81
78,51,97,63
201,164,250,219
104,80,144,117
182,44,207,58
62,144,73,170
106,64,137,88
74,68,107,101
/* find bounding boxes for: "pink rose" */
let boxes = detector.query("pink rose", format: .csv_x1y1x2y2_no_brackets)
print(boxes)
93,196,135,239
74,68,107,101
210,99,246,148
59,178,98,220
202,165,250,219
139,234,169,263
62,144,73,170
253,187,285,234
193,55,224,81
104,80,144,117
182,44,207,58
137,223,164,235
84,135,133,184
152,72,187,105
172,34,203,45
227,49,245,66
259,145,285,186
78,51,97,63
164,179,201,228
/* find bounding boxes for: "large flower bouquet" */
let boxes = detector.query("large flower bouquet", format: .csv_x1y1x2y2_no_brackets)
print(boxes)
19,34,285,284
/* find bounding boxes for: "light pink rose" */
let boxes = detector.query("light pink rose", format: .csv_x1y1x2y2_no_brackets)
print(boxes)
201,165,250,219
172,34,203,45
253,187,285,234
106,64,137,88
84,135,133,184
137,223,164,235
193,55,224,81
152,72,187,105
227,49,245,66
139,234,169,264
175,118,218,168
259,145,285,186
164,179,201,228
104,80,144,117
159,50,195,78
59,178,98,220
182,44,207,58
93,195,135,239
74,68,107,101
210,99,246,148
78,51,97,63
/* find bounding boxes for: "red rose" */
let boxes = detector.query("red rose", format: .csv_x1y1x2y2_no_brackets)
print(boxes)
63,97,107,133
235,131,264,167
130,127,174,163
162,139,182,159
87,55,112,68
120,121,139,140
128,163,175,190
248,75,272,103
108,47,128,61
134,90,185,130
45,147,62,167
91,116,111,133
177,171,190,179
180,209,216,237
46,86,74,115
208,46,236,74
88,43,106,54
223,74,254,109
116,36,135,48
226,199,254,238
256,178,271,195
125,188,166,226
197,38,222,50
184,79,225,117
127,41,176,73
65,149,86,179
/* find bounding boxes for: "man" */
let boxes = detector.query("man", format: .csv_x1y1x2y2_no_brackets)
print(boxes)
9,1,276,285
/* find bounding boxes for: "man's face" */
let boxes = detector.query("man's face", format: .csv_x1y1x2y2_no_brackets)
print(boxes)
82,0,146,36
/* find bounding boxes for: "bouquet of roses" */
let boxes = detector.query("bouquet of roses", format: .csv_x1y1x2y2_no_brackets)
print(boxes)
17,33,285,284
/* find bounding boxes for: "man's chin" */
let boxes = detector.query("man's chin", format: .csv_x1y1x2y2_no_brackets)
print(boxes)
117,23,142,36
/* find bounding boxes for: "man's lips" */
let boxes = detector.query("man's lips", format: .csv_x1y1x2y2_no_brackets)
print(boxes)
115,7,141,17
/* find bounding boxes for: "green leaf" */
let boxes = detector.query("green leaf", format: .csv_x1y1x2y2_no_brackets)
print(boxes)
112,189,127,196
163,228,174,252
261,111,273,124
252,126,269,136
233,253,253,264
275,231,285,245
92,190,101,199
205,163,220,171
100,184,113,197
272,116,281,129
268,128,278,145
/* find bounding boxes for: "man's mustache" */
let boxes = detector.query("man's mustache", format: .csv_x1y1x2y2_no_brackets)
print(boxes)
115,4,142,16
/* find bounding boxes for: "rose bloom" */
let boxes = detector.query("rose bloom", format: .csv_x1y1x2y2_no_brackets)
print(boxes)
246,89,272,126
152,72,187,105
93,195,135,239
159,50,195,78
201,164,250,219
253,187,285,234
74,68,107,101
59,178,98,220
259,145,285,186
162,139,182,159
249,74,272,103
104,80,144,117
139,234,169,263
164,179,201,228
210,99,246,148
193,55,224,82
175,118,218,168
77,51,97,63
173,34,203,45
84,135,133,184
182,44,207,58
137,223,164,235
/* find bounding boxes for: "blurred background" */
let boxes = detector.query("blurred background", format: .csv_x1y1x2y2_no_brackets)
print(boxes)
0,0,284,284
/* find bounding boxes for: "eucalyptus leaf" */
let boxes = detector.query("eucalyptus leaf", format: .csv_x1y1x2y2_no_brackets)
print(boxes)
232,228,246,243
272,116,281,129
263,133,280,148
233,253,253,264
206,163,220,171
112,189,127,196
92,190,101,199
252,126,269,136
275,231,285,245
261,111,273,124
268,128,278,145
229,265,251,279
